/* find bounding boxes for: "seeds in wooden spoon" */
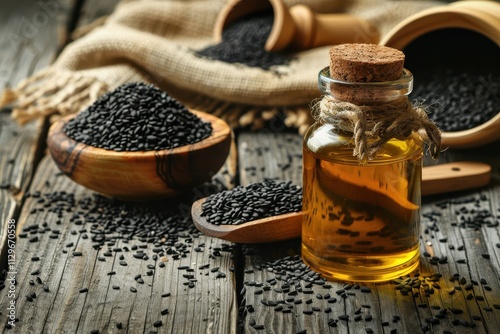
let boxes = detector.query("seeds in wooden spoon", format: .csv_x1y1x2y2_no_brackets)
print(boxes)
201,179,302,225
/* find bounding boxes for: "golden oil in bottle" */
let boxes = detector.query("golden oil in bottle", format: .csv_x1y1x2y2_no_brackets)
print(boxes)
300,44,439,282
301,123,423,282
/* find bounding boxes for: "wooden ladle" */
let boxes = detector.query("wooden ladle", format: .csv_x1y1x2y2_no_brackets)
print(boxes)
192,161,491,243
213,0,380,52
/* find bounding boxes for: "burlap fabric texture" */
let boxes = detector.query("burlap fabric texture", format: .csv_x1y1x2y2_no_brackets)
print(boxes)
0,0,442,132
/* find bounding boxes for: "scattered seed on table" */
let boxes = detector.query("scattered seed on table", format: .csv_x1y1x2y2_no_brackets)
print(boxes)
79,288,88,293
360,286,371,293
130,287,137,293
72,251,82,257
449,308,463,314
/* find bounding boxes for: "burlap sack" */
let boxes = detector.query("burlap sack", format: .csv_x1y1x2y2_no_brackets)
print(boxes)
0,0,442,133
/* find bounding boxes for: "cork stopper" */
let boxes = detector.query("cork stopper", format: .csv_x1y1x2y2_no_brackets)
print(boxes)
329,43,405,82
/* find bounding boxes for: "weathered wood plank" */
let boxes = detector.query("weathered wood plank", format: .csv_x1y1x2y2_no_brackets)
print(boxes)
238,130,500,333
0,0,74,263
0,131,238,332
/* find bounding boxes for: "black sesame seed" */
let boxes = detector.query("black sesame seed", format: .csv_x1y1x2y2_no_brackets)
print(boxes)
64,83,212,152
196,13,291,71
201,180,302,226
449,308,463,314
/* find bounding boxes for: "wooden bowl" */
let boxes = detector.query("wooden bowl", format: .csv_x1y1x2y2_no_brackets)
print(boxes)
47,110,231,200
381,0,500,149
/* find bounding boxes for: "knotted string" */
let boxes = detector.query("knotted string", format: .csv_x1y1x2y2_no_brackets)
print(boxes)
314,95,441,164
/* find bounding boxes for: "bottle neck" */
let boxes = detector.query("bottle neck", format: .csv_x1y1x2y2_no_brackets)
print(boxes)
315,67,441,162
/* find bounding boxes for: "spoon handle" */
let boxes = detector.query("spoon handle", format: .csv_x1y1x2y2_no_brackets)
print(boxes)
422,161,491,196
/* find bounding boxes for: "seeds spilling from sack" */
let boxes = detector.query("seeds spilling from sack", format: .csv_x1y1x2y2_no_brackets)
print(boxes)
64,82,212,151
196,12,292,70
201,179,302,225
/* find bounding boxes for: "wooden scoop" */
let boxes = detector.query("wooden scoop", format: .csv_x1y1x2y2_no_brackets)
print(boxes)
192,161,491,243
213,0,380,52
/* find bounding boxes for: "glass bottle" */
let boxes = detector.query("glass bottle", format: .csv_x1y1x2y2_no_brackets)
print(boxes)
301,66,423,282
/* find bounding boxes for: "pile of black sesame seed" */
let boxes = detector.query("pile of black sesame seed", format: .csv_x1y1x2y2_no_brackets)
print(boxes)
64,82,212,151
196,12,292,70
201,179,302,225
411,70,499,132
405,28,500,132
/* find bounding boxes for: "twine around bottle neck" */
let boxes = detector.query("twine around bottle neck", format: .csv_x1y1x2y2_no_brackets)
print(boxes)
313,95,441,164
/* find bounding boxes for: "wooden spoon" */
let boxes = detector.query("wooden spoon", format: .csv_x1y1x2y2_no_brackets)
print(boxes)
192,161,491,243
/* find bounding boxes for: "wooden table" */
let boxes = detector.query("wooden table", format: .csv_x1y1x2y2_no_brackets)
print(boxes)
1,1,499,333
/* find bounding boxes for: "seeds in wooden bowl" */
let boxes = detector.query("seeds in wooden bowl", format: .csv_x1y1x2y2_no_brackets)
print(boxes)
63,82,212,151
406,29,500,132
